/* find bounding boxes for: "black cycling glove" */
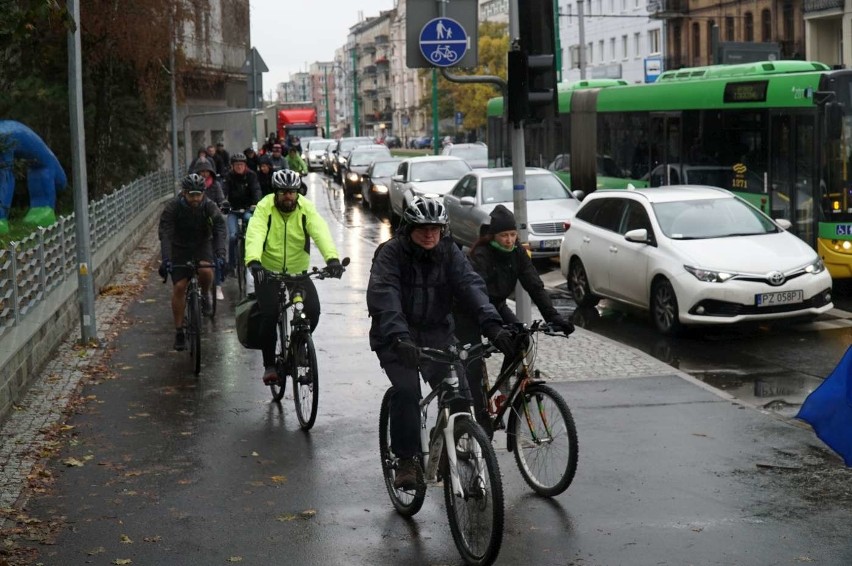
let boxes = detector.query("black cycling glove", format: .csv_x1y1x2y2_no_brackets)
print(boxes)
549,315,575,336
326,258,344,279
248,261,265,286
393,337,420,369
483,323,515,357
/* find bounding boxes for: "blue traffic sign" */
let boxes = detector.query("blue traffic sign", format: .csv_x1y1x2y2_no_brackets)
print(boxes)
455,111,463,125
419,17,468,68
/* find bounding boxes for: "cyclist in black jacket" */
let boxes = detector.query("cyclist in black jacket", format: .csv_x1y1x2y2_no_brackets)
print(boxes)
158,174,227,350
221,152,262,275
367,197,516,490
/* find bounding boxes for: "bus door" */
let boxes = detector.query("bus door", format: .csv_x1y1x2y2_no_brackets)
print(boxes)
648,113,682,186
768,112,817,247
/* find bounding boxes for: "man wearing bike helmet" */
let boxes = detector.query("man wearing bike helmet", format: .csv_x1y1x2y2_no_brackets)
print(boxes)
244,169,344,384
221,152,262,275
366,196,516,490
158,174,227,351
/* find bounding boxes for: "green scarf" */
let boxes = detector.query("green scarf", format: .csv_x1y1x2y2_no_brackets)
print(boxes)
489,240,515,253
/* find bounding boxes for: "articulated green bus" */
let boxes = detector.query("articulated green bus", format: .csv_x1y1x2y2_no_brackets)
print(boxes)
486,61,852,279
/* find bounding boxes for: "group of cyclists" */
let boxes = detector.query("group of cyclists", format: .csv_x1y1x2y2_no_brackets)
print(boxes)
159,139,574,501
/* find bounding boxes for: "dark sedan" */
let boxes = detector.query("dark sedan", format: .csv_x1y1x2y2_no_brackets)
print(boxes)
360,158,402,211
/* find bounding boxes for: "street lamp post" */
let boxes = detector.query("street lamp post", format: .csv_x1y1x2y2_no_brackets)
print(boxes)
323,66,330,137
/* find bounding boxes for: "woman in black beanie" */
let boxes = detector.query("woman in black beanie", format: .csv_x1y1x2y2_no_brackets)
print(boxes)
454,204,574,431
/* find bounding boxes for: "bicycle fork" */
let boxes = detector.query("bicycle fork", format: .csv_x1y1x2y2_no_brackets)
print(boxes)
420,407,485,498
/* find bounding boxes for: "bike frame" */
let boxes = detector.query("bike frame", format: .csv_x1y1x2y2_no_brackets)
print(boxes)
417,347,489,498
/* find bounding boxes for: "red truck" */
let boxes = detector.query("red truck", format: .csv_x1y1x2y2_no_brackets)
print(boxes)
277,105,320,143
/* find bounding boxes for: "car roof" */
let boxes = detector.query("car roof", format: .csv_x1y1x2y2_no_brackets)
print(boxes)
589,185,735,204
401,155,467,164
351,144,390,151
371,157,402,164
447,143,486,149
463,167,553,178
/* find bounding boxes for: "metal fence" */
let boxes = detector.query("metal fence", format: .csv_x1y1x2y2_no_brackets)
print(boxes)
0,170,175,337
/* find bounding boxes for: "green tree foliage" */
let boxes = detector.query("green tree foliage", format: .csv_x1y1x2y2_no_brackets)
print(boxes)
420,22,508,133
0,0,180,199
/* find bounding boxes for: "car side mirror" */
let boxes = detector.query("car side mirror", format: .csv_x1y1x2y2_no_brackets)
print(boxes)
624,228,649,243
459,196,475,206
391,174,403,182
774,218,792,230
572,190,585,201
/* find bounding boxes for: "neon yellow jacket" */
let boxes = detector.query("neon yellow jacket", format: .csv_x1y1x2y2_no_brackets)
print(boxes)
244,193,338,273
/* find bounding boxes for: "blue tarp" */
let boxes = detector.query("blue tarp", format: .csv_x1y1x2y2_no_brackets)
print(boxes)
796,345,852,466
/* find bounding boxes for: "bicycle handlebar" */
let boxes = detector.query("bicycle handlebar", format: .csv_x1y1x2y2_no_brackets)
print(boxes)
161,261,216,283
416,320,569,362
262,257,351,283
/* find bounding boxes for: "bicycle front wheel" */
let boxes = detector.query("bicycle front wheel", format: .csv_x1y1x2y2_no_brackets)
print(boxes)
189,291,202,375
269,320,288,402
509,383,578,497
378,388,425,517
443,418,504,566
291,331,319,429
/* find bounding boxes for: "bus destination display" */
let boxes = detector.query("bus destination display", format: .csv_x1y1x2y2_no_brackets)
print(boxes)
723,81,769,103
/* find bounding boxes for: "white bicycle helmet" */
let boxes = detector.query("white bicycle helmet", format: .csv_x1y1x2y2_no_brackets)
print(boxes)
271,169,302,190
403,196,448,226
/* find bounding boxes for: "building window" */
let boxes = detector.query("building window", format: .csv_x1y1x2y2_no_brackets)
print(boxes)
588,42,593,63
610,37,616,61
782,1,794,41
599,40,605,61
725,16,734,41
744,12,754,41
706,20,715,63
622,35,628,59
634,32,641,56
649,28,660,53
761,9,772,42
692,23,700,60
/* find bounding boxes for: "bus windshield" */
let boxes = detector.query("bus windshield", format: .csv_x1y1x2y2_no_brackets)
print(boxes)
821,102,852,223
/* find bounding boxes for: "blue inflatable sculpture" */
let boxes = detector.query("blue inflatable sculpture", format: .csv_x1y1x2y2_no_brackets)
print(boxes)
0,120,68,235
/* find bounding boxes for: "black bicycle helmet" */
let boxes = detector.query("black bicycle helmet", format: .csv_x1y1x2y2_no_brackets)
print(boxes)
230,152,247,163
181,173,206,193
271,169,302,191
403,196,448,226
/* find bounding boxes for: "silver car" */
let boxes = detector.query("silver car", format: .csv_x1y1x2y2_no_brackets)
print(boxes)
441,142,488,168
305,139,332,171
389,156,472,224
443,168,581,258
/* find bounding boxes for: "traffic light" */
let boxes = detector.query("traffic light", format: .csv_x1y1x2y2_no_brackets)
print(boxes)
507,50,529,125
518,0,558,121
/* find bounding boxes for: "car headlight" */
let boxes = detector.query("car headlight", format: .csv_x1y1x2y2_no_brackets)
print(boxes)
339,157,347,165
372,184,389,194
804,258,826,274
347,172,360,181
684,265,736,283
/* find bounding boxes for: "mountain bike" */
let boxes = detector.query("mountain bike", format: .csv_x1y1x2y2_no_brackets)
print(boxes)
379,342,504,566
171,261,215,376
481,320,579,497
263,258,349,429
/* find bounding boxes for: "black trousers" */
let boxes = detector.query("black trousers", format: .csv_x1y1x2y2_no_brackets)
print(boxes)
257,277,320,367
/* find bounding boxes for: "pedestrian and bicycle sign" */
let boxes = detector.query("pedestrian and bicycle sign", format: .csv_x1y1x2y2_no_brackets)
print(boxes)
419,17,468,68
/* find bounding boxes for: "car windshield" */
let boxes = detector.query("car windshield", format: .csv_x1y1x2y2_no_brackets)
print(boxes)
371,161,399,177
351,149,390,166
410,160,470,181
339,138,373,152
653,197,777,239
482,174,571,204
449,146,487,161
308,140,332,151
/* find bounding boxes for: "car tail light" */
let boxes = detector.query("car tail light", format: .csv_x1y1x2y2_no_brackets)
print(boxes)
563,221,571,231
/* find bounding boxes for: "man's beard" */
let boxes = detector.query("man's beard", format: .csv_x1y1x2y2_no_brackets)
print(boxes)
275,198,296,213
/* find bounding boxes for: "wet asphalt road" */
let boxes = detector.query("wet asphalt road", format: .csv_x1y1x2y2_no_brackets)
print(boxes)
18,173,852,565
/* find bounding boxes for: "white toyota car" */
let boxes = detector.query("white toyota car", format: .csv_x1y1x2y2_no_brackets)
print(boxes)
559,186,833,334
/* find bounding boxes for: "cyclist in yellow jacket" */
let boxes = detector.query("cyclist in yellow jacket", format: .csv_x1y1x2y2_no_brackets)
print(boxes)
244,169,343,384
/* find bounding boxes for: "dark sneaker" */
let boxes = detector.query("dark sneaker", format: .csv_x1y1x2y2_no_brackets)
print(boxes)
262,366,279,385
201,294,211,317
393,458,419,490
174,330,186,351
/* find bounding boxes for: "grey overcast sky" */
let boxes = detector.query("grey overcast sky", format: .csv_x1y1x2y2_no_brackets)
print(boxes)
250,0,395,95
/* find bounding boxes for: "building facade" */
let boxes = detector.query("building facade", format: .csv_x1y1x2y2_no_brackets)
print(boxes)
804,0,852,68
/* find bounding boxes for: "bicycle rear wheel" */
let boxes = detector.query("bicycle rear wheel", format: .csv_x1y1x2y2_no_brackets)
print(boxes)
270,320,288,402
378,388,425,517
509,383,578,497
291,331,319,430
188,290,202,375
210,284,217,319
443,417,504,566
